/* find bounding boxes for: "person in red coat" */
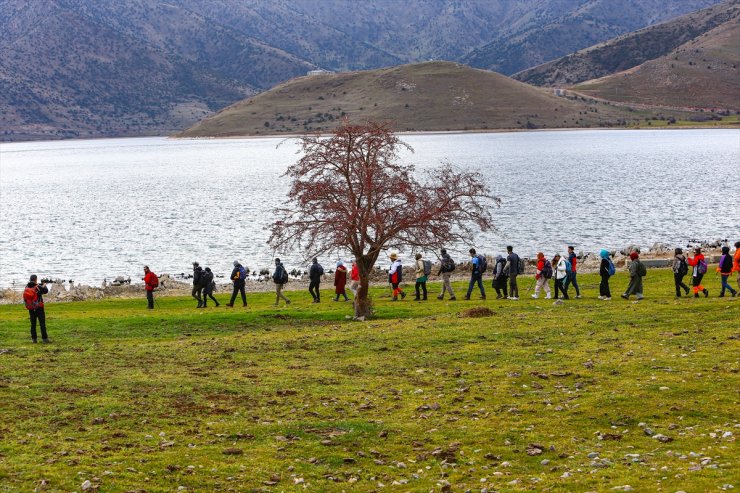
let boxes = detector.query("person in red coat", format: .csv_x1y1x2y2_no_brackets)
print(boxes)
334,261,349,301
687,248,709,298
143,266,158,309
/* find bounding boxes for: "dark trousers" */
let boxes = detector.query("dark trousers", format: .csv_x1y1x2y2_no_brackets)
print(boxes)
467,273,485,298
564,272,580,296
230,281,247,306
554,278,569,299
493,276,508,298
192,286,203,306
203,289,219,307
415,281,427,300
599,274,611,298
146,290,154,309
720,274,737,296
29,308,48,341
674,273,689,296
509,274,518,298
309,280,320,301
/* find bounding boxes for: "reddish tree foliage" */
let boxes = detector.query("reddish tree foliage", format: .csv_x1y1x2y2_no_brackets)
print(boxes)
269,121,498,319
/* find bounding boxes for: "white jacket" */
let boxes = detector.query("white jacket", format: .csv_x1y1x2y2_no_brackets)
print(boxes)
556,258,568,280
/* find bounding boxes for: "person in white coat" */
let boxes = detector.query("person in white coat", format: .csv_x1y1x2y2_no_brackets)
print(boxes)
553,254,570,300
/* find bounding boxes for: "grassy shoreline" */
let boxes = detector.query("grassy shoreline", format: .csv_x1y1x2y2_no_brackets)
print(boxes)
1,268,737,492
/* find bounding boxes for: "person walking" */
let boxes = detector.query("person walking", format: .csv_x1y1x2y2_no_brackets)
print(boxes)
192,262,205,308
734,241,740,292
414,253,428,301
687,247,709,298
621,251,645,300
563,246,582,298
716,246,737,297
598,249,613,300
23,274,49,343
505,246,520,300
492,254,508,299
531,252,552,299
436,249,456,301
349,259,360,299
202,267,220,307
334,261,349,301
553,254,570,300
672,248,690,298
388,252,406,301
226,260,247,307
272,258,291,306
143,265,158,309
465,248,486,300
308,257,324,303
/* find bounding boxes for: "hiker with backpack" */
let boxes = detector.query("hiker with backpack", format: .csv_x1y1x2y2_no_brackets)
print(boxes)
414,253,429,301
598,249,615,300
465,248,486,300
334,260,349,302
437,249,456,301
492,254,508,299
192,262,206,308
672,248,690,298
226,260,248,307
621,251,646,300
687,247,709,298
143,265,158,309
716,246,737,297
272,258,291,306
531,252,552,299
552,254,569,300
563,246,582,299
202,267,220,307
388,252,406,301
505,246,520,300
23,274,49,343
734,241,740,291
309,257,324,303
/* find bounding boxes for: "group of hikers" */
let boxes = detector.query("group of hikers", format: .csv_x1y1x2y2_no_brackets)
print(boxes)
20,241,740,343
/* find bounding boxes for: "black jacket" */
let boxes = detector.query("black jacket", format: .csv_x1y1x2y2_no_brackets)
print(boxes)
309,262,324,282
272,263,287,284
193,266,204,286
230,265,245,283
439,253,455,274
600,258,610,277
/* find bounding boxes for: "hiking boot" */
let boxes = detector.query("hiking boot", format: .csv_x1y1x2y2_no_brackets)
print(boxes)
422,295,427,301
684,287,690,295
449,296,456,301
414,295,420,301
531,294,538,299
215,302,220,307
392,296,398,301
481,296,486,300
545,294,551,299
32,339,37,343
400,292,406,300
437,295,444,300
694,293,699,298
463,296,470,300
286,300,291,305
225,303,233,307
242,303,248,307
703,289,708,297
620,294,629,300
42,339,50,344
576,295,582,299
495,294,502,299
636,295,644,300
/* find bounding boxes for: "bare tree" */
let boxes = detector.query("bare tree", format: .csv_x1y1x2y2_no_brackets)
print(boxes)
269,121,498,319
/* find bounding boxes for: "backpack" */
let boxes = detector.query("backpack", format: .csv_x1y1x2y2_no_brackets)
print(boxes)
477,254,488,274
422,259,432,276
564,259,573,276
542,260,553,279
518,257,526,275
607,258,616,277
442,256,456,272
23,286,43,310
697,258,708,275
151,275,159,288
280,266,289,284
238,265,247,280
676,257,688,276
637,260,647,277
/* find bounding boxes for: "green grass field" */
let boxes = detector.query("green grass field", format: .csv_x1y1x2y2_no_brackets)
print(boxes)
1,268,737,492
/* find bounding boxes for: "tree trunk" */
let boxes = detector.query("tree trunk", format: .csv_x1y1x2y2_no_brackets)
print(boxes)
353,255,377,320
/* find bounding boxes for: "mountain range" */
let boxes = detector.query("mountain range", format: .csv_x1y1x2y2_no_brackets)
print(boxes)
0,0,726,141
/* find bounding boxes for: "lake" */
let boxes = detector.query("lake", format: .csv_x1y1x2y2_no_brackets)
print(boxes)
1,129,738,288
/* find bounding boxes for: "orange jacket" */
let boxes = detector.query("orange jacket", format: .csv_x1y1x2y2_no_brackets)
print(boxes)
734,250,740,273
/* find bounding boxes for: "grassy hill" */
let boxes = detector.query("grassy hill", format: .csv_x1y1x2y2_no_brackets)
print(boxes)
513,0,740,88
1,268,737,491
571,17,740,111
179,61,667,137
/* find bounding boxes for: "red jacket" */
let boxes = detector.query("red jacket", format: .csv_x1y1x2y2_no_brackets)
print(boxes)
350,263,360,281
535,259,544,279
687,254,704,267
334,265,347,293
144,271,158,291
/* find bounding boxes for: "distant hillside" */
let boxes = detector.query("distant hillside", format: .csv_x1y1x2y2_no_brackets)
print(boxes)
180,62,661,137
571,16,740,110
513,1,740,87
462,0,721,75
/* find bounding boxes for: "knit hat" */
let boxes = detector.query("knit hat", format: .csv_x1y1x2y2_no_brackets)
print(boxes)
599,249,609,259
234,260,239,266
336,260,344,267
629,252,639,260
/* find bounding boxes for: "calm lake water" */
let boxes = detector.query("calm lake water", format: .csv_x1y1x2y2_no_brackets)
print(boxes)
1,129,738,288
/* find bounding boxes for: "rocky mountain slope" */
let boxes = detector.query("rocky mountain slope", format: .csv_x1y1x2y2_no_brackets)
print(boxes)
513,0,739,87
179,61,661,137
